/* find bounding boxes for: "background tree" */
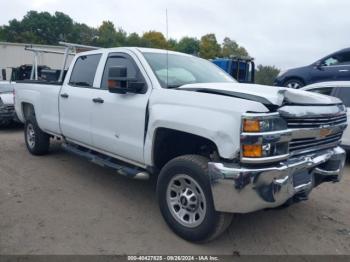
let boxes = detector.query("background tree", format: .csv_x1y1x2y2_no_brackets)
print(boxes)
176,36,200,55
68,23,98,46
142,31,167,49
221,37,249,58
167,38,178,50
126,32,143,46
96,21,118,47
199,33,221,59
255,65,280,85
0,10,282,86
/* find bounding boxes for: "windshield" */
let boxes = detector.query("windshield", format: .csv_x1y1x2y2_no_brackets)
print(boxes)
143,52,236,88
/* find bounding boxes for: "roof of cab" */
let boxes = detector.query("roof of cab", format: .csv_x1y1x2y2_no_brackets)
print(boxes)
76,46,192,57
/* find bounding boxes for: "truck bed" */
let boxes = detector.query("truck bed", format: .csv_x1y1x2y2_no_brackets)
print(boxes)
14,81,62,135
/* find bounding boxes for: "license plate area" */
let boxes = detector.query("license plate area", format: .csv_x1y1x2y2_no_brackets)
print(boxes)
293,170,312,187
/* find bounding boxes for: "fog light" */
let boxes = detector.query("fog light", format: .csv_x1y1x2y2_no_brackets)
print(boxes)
242,144,262,157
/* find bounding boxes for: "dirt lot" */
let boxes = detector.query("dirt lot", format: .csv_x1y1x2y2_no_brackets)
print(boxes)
0,126,350,255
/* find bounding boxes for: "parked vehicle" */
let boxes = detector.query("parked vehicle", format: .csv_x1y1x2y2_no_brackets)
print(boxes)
0,81,17,127
212,57,255,83
274,48,350,88
14,47,347,242
301,81,350,149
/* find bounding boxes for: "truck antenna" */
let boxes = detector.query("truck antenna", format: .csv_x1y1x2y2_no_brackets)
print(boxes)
166,8,169,88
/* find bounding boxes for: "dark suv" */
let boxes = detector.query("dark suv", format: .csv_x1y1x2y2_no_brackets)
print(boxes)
274,48,350,88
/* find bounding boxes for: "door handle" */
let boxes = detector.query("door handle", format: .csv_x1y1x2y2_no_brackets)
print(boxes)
339,69,349,72
92,97,104,104
60,93,69,98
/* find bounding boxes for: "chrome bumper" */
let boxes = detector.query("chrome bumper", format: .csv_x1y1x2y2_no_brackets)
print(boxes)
208,146,346,213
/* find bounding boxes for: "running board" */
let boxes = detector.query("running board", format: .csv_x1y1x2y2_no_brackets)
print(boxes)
62,143,150,180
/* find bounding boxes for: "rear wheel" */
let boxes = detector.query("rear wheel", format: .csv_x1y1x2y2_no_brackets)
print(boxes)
284,79,304,89
157,155,233,242
24,115,50,155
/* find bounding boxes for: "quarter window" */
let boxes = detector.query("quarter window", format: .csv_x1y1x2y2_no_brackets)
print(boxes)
69,54,102,87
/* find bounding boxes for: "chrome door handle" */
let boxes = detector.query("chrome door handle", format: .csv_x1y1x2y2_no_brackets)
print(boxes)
339,69,349,72
92,97,104,104
60,93,69,98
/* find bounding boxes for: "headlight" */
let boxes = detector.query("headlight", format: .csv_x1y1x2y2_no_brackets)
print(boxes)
242,113,287,133
241,113,290,163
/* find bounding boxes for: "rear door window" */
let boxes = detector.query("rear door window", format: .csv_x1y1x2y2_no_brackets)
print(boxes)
69,54,102,87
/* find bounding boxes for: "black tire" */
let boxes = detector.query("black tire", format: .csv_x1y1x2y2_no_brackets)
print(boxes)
157,155,233,242
24,114,50,155
283,78,304,89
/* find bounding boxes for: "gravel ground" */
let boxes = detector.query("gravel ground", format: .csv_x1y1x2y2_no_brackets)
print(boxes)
0,127,350,255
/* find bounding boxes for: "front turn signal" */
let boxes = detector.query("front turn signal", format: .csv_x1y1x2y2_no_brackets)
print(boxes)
242,144,262,157
243,119,260,132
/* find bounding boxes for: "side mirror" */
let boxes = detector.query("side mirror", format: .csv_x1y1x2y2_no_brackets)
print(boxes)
108,66,145,94
314,61,323,70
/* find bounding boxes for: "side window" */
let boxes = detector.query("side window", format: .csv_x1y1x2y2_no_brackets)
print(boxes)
69,54,102,87
335,88,350,107
323,52,350,66
101,53,144,90
309,87,333,95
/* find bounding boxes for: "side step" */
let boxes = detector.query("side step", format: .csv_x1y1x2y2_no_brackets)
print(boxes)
62,143,150,180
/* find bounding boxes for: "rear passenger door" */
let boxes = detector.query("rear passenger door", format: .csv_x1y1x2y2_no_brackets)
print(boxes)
59,53,102,146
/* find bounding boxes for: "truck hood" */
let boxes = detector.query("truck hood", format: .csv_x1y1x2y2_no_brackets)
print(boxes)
178,82,341,106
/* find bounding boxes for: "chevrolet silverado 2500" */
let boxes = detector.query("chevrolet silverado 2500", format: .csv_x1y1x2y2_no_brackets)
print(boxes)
14,48,347,242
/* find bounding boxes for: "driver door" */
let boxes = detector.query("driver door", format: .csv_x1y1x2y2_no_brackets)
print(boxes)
90,52,151,164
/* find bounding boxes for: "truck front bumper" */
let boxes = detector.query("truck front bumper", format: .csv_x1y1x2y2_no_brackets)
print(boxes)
208,146,346,213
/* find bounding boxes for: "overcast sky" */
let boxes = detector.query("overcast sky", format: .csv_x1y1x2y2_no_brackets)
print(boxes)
1,0,349,69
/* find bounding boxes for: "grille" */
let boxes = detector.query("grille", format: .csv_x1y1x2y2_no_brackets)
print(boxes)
286,114,347,128
289,133,342,155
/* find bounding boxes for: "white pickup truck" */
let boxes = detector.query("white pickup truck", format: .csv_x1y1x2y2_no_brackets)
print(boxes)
15,48,347,242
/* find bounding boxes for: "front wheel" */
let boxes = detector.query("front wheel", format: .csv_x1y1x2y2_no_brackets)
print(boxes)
157,155,233,242
24,115,50,155
283,79,304,89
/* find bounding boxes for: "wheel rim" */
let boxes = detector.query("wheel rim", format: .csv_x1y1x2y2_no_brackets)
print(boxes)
287,82,300,89
166,174,207,228
26,123,35,149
